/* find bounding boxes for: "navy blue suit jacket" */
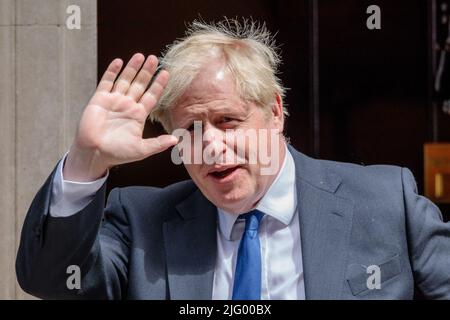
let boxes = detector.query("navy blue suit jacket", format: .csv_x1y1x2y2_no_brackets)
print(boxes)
16,145,450,299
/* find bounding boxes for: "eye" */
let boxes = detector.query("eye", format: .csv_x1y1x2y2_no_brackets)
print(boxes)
221,116,234,123
186,123,195,132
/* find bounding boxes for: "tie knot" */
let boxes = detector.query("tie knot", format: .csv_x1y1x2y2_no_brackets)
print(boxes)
240,210,264,234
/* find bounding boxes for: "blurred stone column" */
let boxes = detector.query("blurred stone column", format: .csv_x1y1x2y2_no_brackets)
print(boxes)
0,0,97,299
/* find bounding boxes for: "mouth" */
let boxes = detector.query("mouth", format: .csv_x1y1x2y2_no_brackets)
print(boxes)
208,165,242,182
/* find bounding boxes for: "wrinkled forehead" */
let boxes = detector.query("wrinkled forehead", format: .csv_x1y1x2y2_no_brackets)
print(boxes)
174,59,241,106
189,58,233,91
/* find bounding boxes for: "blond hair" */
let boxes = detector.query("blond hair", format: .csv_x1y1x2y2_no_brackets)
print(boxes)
150,18,288,132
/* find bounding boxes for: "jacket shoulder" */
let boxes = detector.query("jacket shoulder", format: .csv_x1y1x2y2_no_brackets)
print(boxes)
289,146,410,201
320,158,404,181
289,145,407,189
317,157,409,204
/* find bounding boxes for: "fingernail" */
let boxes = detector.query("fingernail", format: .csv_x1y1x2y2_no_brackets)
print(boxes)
170,135,179,144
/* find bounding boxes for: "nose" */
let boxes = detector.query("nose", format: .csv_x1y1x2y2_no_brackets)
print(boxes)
202,123,226,163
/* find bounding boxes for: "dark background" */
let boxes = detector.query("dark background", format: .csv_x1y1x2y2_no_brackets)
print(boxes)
98,0,450,219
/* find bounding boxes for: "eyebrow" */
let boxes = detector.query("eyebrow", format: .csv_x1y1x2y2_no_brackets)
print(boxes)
174,101,248,128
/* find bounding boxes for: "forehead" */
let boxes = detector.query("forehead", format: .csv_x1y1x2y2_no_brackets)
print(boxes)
170,60,246,119
182,59,236,100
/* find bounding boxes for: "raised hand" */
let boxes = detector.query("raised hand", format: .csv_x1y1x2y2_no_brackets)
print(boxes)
64,53,178,182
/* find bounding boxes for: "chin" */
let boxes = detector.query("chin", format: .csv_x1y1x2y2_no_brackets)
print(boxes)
211,188,252,212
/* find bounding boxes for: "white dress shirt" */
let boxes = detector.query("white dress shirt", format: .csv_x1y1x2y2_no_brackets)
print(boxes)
212,145,305,299
49,145,305,300
49,152,108,217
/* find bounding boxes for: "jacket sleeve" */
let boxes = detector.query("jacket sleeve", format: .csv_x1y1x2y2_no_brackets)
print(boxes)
402,167,450,299
16,160,131,299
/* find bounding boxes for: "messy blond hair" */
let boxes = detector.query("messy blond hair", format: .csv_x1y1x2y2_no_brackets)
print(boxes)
150,18,288,132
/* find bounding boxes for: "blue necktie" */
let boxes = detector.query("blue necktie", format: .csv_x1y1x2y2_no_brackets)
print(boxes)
232,210,264,300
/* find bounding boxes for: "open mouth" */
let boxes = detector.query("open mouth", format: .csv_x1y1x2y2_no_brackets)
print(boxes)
209,166,241,179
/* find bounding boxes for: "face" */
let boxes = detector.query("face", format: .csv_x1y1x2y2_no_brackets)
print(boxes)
170,59,285,214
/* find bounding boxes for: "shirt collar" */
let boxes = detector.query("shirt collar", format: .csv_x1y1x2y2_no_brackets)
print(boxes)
217,143,297,240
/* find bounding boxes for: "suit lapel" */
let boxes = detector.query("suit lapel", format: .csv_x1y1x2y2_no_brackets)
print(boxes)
289,146,354,299
163,189,217,300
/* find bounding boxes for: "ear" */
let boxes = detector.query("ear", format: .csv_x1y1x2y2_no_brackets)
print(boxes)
271,93,284,132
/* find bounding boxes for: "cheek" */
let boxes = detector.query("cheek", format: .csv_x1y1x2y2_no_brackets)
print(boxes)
240,166,259,187
184,164,201,181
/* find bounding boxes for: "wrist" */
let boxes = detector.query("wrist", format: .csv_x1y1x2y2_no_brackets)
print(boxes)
63,144,109,182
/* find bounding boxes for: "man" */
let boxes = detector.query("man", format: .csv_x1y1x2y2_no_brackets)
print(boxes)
16,19,450,300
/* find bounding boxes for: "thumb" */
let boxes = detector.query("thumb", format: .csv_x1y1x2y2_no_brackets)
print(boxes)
141,135,179,157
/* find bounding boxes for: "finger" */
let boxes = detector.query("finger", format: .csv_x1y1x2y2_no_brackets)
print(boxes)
112,53,145,94
96,58,123,93
139,70,170,114
126,55,158,101
140,135,179,157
